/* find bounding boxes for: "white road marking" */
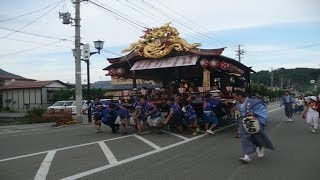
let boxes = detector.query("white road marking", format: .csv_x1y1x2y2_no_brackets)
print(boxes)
60,107,283,180
134,134,161,150
160,130,189,140
60,134,207,180
213,123,237,132
269,107,282,113
34,150,56,180
98,142,118,165
267,103,280,108
0,134,135,163
2,107,284,180
1,108,283,163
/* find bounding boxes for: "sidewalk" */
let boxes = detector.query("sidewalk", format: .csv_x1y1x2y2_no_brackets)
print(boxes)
0,112,25,118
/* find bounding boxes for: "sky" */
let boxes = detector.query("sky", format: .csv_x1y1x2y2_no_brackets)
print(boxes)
0,0,319,83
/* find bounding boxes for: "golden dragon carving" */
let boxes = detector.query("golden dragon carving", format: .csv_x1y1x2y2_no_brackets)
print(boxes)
122,22,201,58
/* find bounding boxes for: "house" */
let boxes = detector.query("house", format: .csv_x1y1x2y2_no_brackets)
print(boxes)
1,80,68,112
0,68,36,109
0,68,36,86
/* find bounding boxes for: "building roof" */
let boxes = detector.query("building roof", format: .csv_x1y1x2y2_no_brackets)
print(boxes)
0,80,67,90
105,48,225,67
0,68,35,81
90,80,161,90
103,48,254,81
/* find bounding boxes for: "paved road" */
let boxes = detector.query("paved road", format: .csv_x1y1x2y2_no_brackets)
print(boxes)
0,103,319,180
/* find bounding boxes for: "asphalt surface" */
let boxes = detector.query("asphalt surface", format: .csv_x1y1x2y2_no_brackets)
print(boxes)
0,103,319,180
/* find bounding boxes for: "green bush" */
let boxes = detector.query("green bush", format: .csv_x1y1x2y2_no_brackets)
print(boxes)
26,107,52,123
28,107,46,116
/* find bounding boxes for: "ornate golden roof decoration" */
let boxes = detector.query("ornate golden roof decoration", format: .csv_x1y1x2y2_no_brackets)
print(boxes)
121,22,201,59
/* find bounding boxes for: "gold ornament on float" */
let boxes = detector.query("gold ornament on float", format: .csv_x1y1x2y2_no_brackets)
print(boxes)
122,22,201,58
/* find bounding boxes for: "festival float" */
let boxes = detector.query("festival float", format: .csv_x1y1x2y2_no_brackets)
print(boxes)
103,22,254,120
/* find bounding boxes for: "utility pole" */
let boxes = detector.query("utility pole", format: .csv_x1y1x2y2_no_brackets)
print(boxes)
60,1,104,124
270,67,274,88
74,0,83,123
280,76,283,89
235,45,245,63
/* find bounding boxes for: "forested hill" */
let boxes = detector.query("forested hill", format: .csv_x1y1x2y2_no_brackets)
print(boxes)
251,68,320,92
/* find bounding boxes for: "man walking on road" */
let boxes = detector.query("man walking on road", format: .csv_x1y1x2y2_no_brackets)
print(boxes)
280,90,295,122
232,90,274,164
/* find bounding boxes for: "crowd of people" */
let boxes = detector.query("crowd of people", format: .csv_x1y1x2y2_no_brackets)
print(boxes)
82,88,319,164
280,90,320,133
83,90,225,136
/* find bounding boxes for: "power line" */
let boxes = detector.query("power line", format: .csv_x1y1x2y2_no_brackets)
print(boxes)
246,42,320,54
85,41,121,56
0,1,64,40
89,3,143,31
114,0,214,46
88,0,146,30
115,0,164,24
0,40,66,58
152,0,237,46
134,0,224,47
118,0,215,47
93,0,222,47
0,0,64,22
3,37,74,49
93,0,148,28
0,26,74,42
101,49,121,56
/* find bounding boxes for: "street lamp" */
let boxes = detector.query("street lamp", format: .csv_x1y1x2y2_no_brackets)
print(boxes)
93,40,104,53
72,40,104,122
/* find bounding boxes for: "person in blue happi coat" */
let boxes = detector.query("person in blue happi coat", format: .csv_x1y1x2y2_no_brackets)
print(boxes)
203,93,219,135
141,96,163,133
133,98,144,135
181,99,200,136
163,96,184,134
82,97,104,133
116,104,130,135
101,103,119,134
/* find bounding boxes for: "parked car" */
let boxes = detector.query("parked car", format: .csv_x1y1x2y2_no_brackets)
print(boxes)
47,101,75,111
69,100,89,115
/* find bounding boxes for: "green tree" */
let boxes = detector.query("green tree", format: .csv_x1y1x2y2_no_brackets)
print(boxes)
52,89,74,101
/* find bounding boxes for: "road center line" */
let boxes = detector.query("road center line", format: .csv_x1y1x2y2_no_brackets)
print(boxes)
98,142,118,165
134,134,161,150
34,150,56,180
